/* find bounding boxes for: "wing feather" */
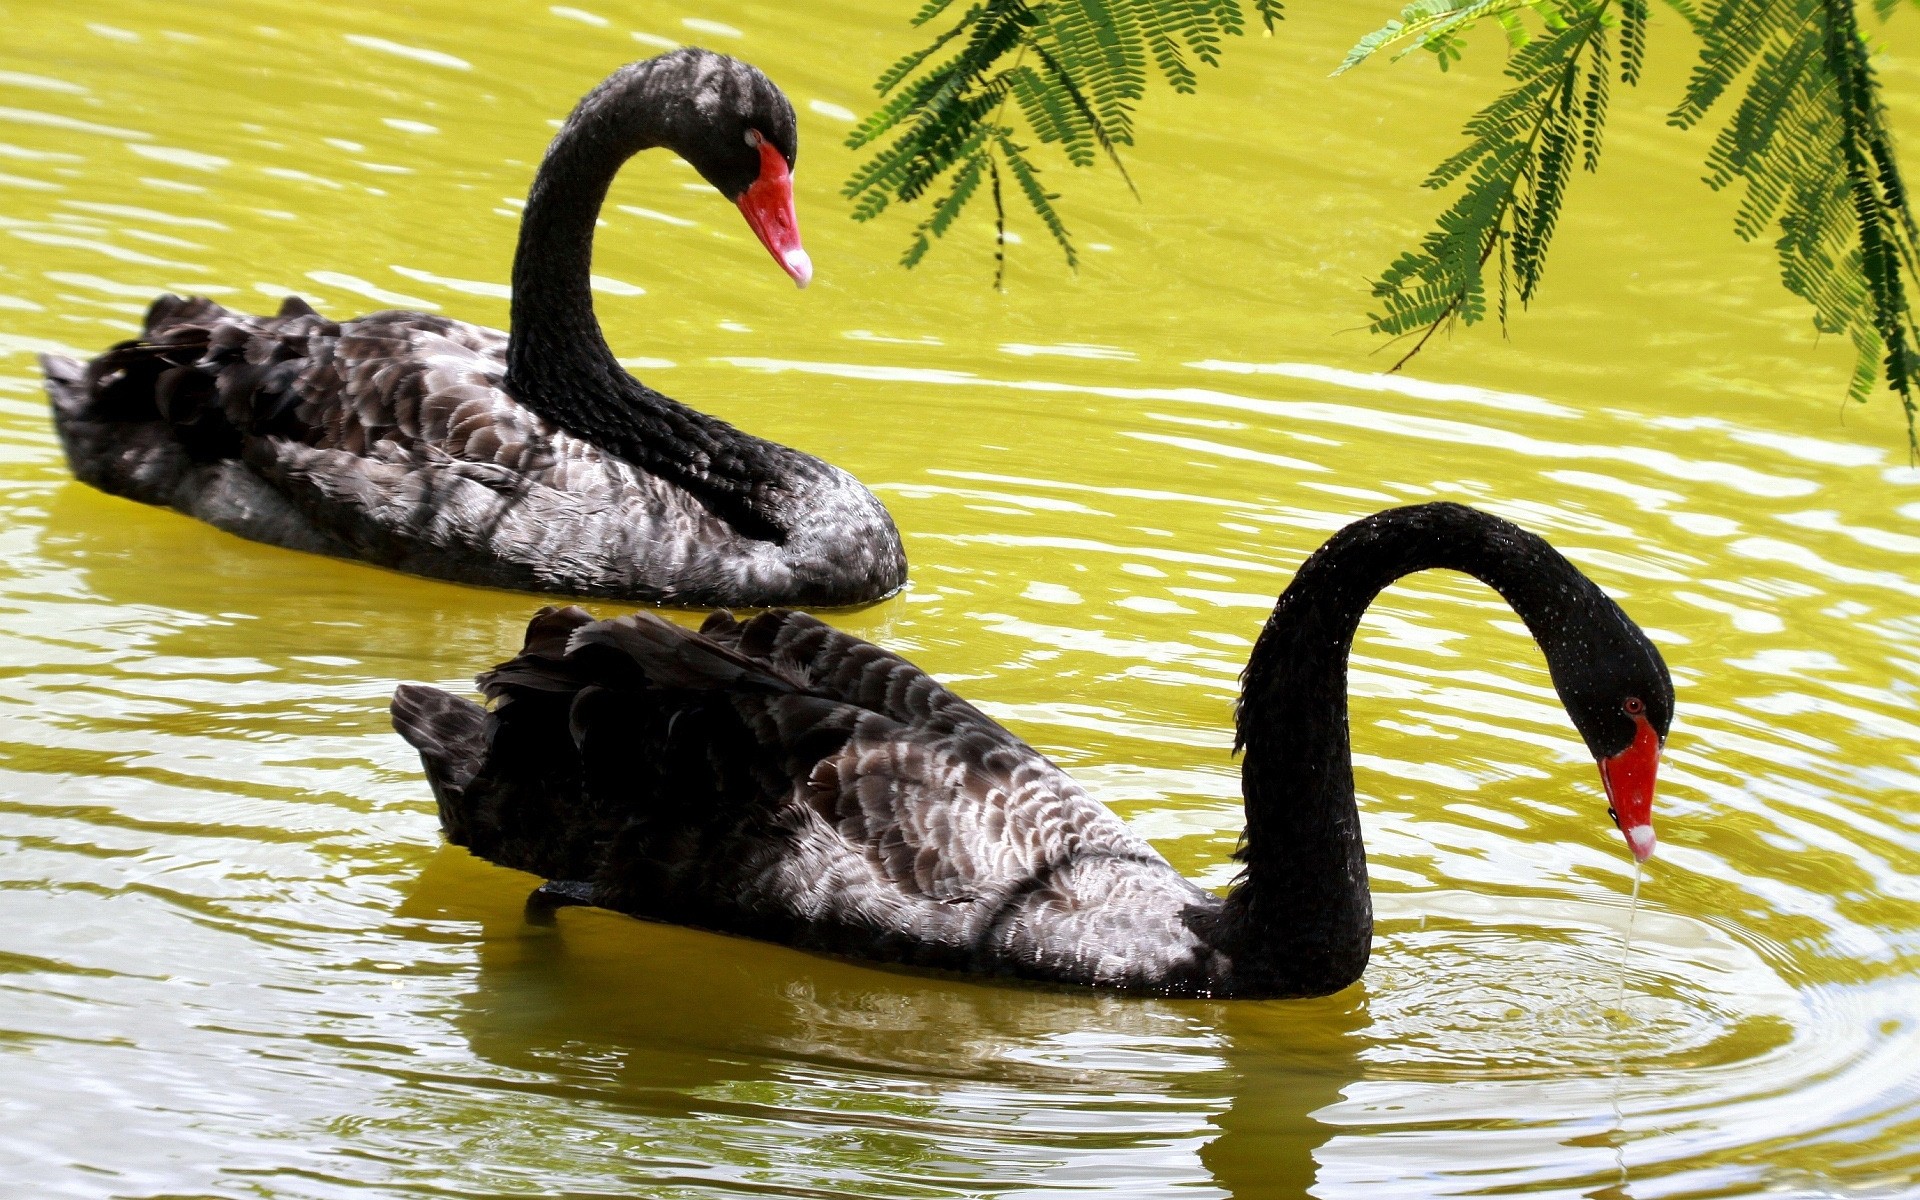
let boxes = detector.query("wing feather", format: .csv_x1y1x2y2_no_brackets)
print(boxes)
460,609,1162,927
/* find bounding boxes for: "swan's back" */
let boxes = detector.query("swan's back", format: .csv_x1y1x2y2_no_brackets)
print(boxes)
393,608,1228,990
46,297,904,605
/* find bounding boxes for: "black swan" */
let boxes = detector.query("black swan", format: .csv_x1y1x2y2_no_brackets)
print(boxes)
392,504,1672,998
39,49,907,608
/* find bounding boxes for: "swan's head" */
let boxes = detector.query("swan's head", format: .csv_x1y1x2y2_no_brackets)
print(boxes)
643,49,810,287
1542,593,1674,863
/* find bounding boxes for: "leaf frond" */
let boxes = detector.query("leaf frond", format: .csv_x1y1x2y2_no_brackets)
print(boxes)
846,0,1272,275
1673,0,1920,453
1364,1,1630,369
1335,0,1561,76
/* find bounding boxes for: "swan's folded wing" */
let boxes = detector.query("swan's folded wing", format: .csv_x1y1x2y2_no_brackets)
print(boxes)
695,608,1003,734
82,297,576,479
570,610,1165,908
695,611,1166,894
448,607,842,886
313,313,564,476
468,608,1165,933
798,713,1164,911
153,308,665,581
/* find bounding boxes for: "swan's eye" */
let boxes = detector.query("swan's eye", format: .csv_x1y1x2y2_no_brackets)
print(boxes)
1623,696,1645,716
744,129,762,148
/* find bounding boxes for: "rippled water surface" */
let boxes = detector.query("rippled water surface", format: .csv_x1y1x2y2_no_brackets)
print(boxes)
3,2,1918,1197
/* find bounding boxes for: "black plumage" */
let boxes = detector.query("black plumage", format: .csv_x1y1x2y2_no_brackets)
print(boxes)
40,50,906,608
393,503,1675,998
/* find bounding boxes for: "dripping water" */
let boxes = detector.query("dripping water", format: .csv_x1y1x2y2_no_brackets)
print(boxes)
1610,860,1646,1019
1605,859,1647,1192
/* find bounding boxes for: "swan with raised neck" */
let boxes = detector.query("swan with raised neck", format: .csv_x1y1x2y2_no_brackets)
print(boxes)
43,48,906,607
504,50,816,542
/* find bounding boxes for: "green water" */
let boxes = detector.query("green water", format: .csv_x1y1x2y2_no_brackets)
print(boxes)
2,2,1918,1196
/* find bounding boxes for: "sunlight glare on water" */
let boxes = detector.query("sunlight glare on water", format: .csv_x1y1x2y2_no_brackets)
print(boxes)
1,2,1917,1198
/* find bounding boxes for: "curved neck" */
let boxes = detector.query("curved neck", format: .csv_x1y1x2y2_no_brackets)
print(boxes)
1217,503,1596,996
501,63,788,541
506,64,658,409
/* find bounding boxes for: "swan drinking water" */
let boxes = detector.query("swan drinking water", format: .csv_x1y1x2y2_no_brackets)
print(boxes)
41,50,906,608
392,503,1671,998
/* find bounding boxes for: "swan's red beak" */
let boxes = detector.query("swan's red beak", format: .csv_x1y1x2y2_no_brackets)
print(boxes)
1599,714,1662,862
736,133,812,288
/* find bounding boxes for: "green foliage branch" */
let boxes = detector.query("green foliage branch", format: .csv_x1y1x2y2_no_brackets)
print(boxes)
1669,0,1920,443
1346,0,1920,452
1342,0,1646,370
842,0,1283,284
851,0,1920,453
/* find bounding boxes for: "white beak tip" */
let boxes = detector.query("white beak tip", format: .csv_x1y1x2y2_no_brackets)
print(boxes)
784,248,813,288
1625,824,1656,862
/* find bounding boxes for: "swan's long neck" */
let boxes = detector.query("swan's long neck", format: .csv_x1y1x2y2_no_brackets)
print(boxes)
506,63,661,421
1216,503,1592,996
502,61,790,542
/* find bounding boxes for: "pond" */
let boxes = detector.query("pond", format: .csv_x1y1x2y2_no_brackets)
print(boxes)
2,1,1917,1196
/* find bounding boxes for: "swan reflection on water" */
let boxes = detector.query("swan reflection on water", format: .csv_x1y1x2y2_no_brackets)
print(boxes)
398,844,1363,1199
393,829,1837,1200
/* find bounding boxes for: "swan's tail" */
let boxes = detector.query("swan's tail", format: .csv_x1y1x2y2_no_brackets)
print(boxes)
42,293,324,504
392,608,647,882
391,682,489,845
42,343,192,502
57,294,235,425
393,606,853,889
40,352,88,420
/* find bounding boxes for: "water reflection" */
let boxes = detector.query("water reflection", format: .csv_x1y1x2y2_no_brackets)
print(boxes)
399,847,1363,1199
381,842,1904,1200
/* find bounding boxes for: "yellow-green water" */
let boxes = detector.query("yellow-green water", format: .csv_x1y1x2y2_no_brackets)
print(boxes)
2,1,1917,1196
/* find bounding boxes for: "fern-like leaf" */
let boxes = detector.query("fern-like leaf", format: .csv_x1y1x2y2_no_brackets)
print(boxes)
846,0,1279,277
1673,0,1920,453
904,142,993,267
1335,0,1561,76
1361,2,1634,366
